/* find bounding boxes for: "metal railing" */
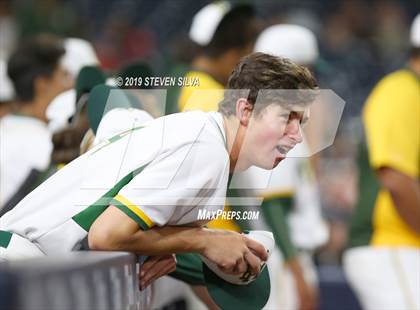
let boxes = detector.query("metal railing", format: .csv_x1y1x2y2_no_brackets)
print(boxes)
0,251,152,310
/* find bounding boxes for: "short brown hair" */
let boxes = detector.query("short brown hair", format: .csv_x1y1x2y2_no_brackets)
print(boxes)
7,34,65,102
218,52,318,116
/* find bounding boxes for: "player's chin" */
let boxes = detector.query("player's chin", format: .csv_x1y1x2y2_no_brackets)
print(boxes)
259,157,284,170
271,158,282,168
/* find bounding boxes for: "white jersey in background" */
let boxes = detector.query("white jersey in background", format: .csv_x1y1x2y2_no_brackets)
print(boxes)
0,114,52,209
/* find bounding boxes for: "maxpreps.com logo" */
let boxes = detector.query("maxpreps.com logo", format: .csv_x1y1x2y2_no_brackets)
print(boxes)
197,209,260,221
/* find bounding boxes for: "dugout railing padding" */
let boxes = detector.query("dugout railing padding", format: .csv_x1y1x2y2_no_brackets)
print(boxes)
0,252,151,310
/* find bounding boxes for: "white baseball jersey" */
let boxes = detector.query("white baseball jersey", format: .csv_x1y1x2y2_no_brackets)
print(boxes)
0,111,229,255
0,114,52,208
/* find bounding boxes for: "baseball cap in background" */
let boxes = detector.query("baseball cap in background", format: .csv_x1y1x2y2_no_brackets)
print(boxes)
119,61,154,89
87,84,131,134
189,1,232,46
0,58,15,102
75,66,107,103
254,24,319,65
410,13,420,47
117,62,151,113
61,38,100,79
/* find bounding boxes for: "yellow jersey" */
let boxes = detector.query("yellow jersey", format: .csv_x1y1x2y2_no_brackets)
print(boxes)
362,69,420,247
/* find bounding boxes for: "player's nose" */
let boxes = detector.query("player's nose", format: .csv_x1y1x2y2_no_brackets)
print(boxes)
287,119,303,144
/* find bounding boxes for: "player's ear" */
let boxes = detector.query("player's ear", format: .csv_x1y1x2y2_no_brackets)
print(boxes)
34,75,49,96
236,98,253,126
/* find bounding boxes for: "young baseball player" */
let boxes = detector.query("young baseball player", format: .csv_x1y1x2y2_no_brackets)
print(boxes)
0,53,317,295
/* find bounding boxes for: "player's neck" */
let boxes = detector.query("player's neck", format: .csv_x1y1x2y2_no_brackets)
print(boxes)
16,98,49,123
222,115,249,172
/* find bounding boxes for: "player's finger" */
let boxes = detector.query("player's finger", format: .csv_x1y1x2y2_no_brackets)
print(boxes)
141,255,175,282
244,237,268,261
230,255,247,275
218,258,239,274
140,255,176,289
140,255,162,277
143,260,176,289
141,257,177,290
244,250,261,276
219,264,234,274
141,253,175,276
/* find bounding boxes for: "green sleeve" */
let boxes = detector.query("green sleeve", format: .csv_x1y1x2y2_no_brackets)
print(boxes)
348,141,379,247
226,187,253,231
261,197,297,260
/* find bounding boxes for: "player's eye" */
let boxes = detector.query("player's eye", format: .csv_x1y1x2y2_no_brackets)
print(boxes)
279,113,289,120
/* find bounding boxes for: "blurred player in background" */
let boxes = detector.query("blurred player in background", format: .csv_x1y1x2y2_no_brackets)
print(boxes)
0,34,73,214
178,1,260,113
46,37,101,134
344,13,420,310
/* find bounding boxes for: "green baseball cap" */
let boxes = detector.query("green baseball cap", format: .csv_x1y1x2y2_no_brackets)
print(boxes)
75,66,106,102
202,262,271,310
87,84,132,134
119,61,153,89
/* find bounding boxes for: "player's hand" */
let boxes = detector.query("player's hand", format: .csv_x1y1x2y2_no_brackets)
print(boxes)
201,229,268,276
139,254,177,290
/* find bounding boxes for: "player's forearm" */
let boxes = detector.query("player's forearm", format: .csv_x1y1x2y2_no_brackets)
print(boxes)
378,167,420,234
114,225,208,255
88,205,208,255
286,257,305,281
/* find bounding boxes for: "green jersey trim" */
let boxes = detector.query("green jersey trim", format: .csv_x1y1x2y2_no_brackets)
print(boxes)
90,125,145,156
0,230,12,248
72,165,147,232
